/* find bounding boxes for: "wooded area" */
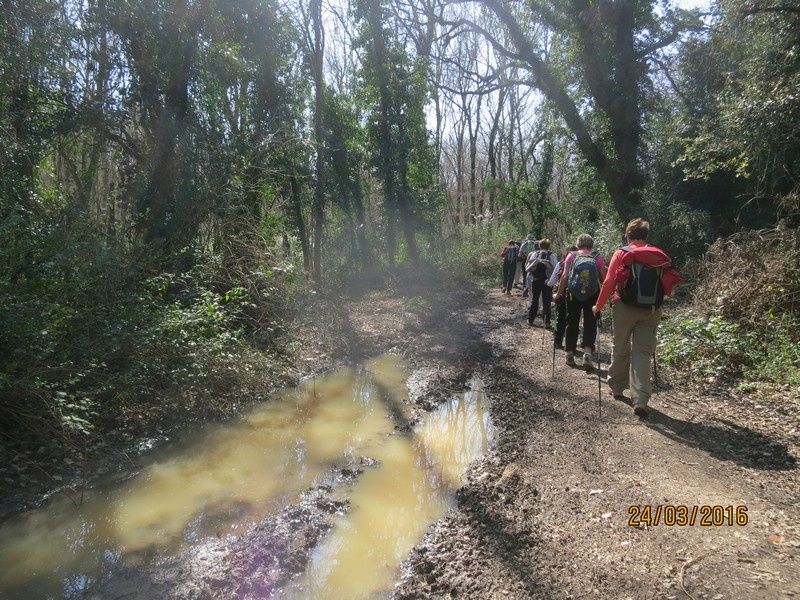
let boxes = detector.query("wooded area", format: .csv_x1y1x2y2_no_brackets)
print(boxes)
2,2,800,598
1,0,798,476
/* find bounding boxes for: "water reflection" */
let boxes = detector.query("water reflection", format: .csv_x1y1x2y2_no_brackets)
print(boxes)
0,356,492,599
294,376,492,599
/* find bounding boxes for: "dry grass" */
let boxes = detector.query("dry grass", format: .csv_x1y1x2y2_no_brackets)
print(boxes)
693,226,800,329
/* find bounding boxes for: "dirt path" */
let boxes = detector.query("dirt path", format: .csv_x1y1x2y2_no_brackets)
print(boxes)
6,274,798,599
395,287,799,599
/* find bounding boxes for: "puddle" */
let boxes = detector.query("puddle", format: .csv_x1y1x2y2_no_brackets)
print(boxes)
0,355,492,599
293,377,492,599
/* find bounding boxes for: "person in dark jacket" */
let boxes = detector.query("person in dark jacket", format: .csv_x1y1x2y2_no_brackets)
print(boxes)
554,234,607,371
525,239,559,326
500,240,518,295
518,235,538,297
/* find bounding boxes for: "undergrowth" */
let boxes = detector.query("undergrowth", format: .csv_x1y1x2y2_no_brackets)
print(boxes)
443,222,521,285
660,312,800,386
660,227,800,387
0,214,298,456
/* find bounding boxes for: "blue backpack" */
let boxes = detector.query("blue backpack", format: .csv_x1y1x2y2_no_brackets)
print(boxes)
567,252,600,301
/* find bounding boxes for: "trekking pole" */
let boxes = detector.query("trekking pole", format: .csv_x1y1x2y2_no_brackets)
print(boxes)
596,321,602,418
552,339,556,379
653,348,658,391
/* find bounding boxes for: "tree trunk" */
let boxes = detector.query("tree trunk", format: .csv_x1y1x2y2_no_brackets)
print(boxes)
397,119,419,263
469,91,482,222
310,0,326,281
350,180,370,273
488,88,505,220
455,111,466,225
289,172,311,272
364,0,398,264
136,0,210,250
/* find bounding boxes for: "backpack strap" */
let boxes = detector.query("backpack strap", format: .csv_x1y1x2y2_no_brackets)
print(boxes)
621,244,651,253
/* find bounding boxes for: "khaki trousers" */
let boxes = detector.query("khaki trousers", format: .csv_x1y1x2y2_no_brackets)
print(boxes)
608,302,662,408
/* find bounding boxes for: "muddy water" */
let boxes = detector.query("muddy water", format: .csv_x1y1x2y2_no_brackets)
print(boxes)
0,356,492,599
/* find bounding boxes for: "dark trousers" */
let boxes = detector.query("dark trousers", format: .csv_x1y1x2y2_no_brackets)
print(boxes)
566,292,599,353
528,281,552,325
554,296,567,346
502,262,515,292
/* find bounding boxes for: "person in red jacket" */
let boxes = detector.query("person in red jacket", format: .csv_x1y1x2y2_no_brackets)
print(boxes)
593,219,682,418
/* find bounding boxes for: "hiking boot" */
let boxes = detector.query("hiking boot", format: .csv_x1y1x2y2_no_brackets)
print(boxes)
555,342,564,350
633,405,649,419
609,389,627,401
565,352,576,367
522,291,529,298
583,352,594,372
544,321,552,330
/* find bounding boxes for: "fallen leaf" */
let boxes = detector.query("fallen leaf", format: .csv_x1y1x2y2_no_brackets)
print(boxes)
768,534,785,544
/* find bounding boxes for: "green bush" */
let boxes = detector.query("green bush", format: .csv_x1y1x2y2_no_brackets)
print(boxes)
0,213,274,448
660,311,800,386
443,222,520,284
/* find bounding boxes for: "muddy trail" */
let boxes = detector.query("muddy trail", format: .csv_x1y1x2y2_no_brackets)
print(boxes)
1,275,798,599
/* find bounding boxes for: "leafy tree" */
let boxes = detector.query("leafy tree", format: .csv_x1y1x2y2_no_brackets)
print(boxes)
445,0,702,221
676,0,800,223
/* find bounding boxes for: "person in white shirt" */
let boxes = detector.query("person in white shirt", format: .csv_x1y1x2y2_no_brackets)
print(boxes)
518,235,538,297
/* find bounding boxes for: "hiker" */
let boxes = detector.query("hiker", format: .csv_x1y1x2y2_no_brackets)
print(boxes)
500,240,519,295
513,240,526,290
518,235,539,297
526,239,558,327
593,219,682,418
554,234,606,371
550,245,578,348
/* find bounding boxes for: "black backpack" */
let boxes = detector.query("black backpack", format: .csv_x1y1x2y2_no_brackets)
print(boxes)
619,246,665,309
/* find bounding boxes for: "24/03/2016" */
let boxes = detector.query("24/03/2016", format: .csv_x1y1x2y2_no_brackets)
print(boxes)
627,504,748,527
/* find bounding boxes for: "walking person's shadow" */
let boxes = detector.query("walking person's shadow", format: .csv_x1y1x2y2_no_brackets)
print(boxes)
612,396,796,471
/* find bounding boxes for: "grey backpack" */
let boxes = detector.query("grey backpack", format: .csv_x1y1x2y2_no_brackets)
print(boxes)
527,250,555,280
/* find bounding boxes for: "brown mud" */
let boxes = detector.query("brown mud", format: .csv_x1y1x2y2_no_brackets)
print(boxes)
2,271,799,599
394,286,799,600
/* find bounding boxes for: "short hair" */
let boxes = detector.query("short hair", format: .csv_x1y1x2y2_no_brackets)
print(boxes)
563,245,578,259
625,219,650,241
508,240,515,245
538,238,551,250
576,234,594,249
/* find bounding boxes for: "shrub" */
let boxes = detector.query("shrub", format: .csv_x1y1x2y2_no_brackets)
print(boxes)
0,213,284,451
443,221,520,284
660,226,800,386
659,313,758,380
694,227,800,327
